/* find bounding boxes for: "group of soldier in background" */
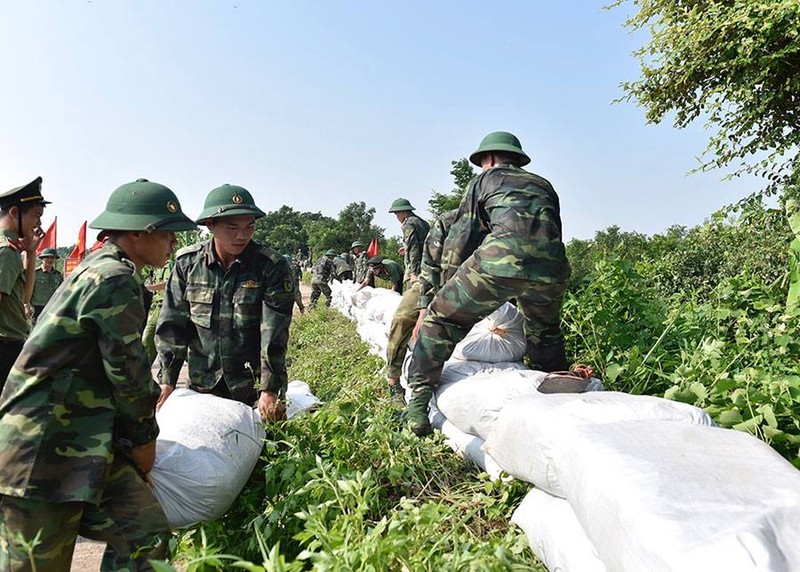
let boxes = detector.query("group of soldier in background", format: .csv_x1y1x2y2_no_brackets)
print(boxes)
0,130,572,569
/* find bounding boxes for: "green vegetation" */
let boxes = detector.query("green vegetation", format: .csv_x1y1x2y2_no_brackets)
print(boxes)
162,308,541,571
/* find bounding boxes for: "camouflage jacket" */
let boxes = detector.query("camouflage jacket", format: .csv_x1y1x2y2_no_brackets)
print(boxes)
291,262,303,288
0,230,29,341
311,256,334,284
0,242,159,503
365,258,404,292
353,251,369,283
333,256,352,278
155,239,294,397
418,209,459,309
401,213,430,281
441,164,570,284
30,267,63,307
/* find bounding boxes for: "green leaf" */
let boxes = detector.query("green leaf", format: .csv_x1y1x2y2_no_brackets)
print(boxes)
717,410,743,426
605,363,623,382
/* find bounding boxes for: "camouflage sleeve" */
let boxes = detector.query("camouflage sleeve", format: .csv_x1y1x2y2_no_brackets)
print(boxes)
94,275,159,446
154,261,190,386
403,220,424,277
260,256,294,396
418,210,456,309
440,175,486,283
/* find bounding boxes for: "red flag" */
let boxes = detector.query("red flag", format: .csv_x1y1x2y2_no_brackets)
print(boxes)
89,237,106,253
64,221,87,277
35,217,57,255
367,238,379,258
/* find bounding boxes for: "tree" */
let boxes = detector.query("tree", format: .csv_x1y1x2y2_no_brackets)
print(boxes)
254,206,309,255
428,158,475,216
616,1,800,200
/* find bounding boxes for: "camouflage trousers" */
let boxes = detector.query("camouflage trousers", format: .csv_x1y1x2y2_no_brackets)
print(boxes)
309,282,331,307
293,287,305,313
407,258,567,394
386,282,421,379
0,457,170,572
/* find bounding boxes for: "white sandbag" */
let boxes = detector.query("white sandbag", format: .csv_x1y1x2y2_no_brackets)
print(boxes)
364,291,402,324
400,353,528,386
552,421,800,572
356,321,389,357
285,380,322,418
483,392,713,497
451,303,526,363
434,368,548,440
440,420,504,480
150,389,266,529
512,487,607,572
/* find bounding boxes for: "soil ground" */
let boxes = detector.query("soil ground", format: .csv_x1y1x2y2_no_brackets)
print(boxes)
70,283,314,570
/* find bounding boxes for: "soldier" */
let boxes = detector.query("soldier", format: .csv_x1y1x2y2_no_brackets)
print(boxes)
333,253,354,281
384,198,430,397
405,131,572,436
351,241,368,282
30,248,63,322
309,249,337,308
155,184,294,422
286,255,305,314
0,179,196,571
356,256,404,294
0,177,48,390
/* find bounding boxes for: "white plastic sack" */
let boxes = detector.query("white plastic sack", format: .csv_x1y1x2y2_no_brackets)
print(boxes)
483,392,713,497
364,291,402,325
512,487,607,572
451,303,526,363
434,369,548,440
440,420,504,480
537,421,800,571
285,380,322,418
150,389,266,529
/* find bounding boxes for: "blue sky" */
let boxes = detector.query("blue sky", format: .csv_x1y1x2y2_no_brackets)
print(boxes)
0,1,762,245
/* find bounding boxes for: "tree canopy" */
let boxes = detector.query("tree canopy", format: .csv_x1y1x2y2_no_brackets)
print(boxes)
428,158,475,216
616,0,800,199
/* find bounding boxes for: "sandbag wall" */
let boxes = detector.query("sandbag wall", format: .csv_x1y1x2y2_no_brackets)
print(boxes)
331,281,800,572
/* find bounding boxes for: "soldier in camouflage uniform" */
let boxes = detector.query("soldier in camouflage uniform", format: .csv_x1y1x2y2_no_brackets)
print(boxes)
351,241,368,282
0,178,196,571
287,256,305,314
357,256,404,293
333,253,353,281
0,177,48,391
155,184,294,422
384,199,430,396
405,132,571,436
30,248,63,322
309,249,337,308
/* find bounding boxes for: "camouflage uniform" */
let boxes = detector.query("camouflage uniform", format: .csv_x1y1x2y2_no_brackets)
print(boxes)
400,213,430,283
155,239,294,405
353,251,369,283
385,214,431,380
310,255,335,307
364,258,404,293
407,160,570,434
291,260,305,313
0,242,169,571
0,231,29,391
30,265,63,320
332,256,353,281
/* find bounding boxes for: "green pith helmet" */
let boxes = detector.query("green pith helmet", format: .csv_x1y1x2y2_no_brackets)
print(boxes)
324,249,337,257
196,184,266,224
367,255,384,266
89,179,197,232
351,240,364,249
469,131,531,167
38,248,59,259
388,198,415,213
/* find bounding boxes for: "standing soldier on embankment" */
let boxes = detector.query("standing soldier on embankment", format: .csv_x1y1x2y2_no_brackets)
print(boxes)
309,249,337,308
30,248,63,322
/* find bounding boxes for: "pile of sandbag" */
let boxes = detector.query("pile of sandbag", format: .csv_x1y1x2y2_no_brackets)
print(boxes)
150,380,321,529
331,283,800,571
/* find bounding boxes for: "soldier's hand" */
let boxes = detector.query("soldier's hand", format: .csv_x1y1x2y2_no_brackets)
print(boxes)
412,309,427,341
130,440,157,475
156,384,174,411
258,390,287,423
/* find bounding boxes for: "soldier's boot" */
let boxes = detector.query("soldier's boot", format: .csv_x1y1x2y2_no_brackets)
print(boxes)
404,387,433,437
387,378,405,402
526,340,568,373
